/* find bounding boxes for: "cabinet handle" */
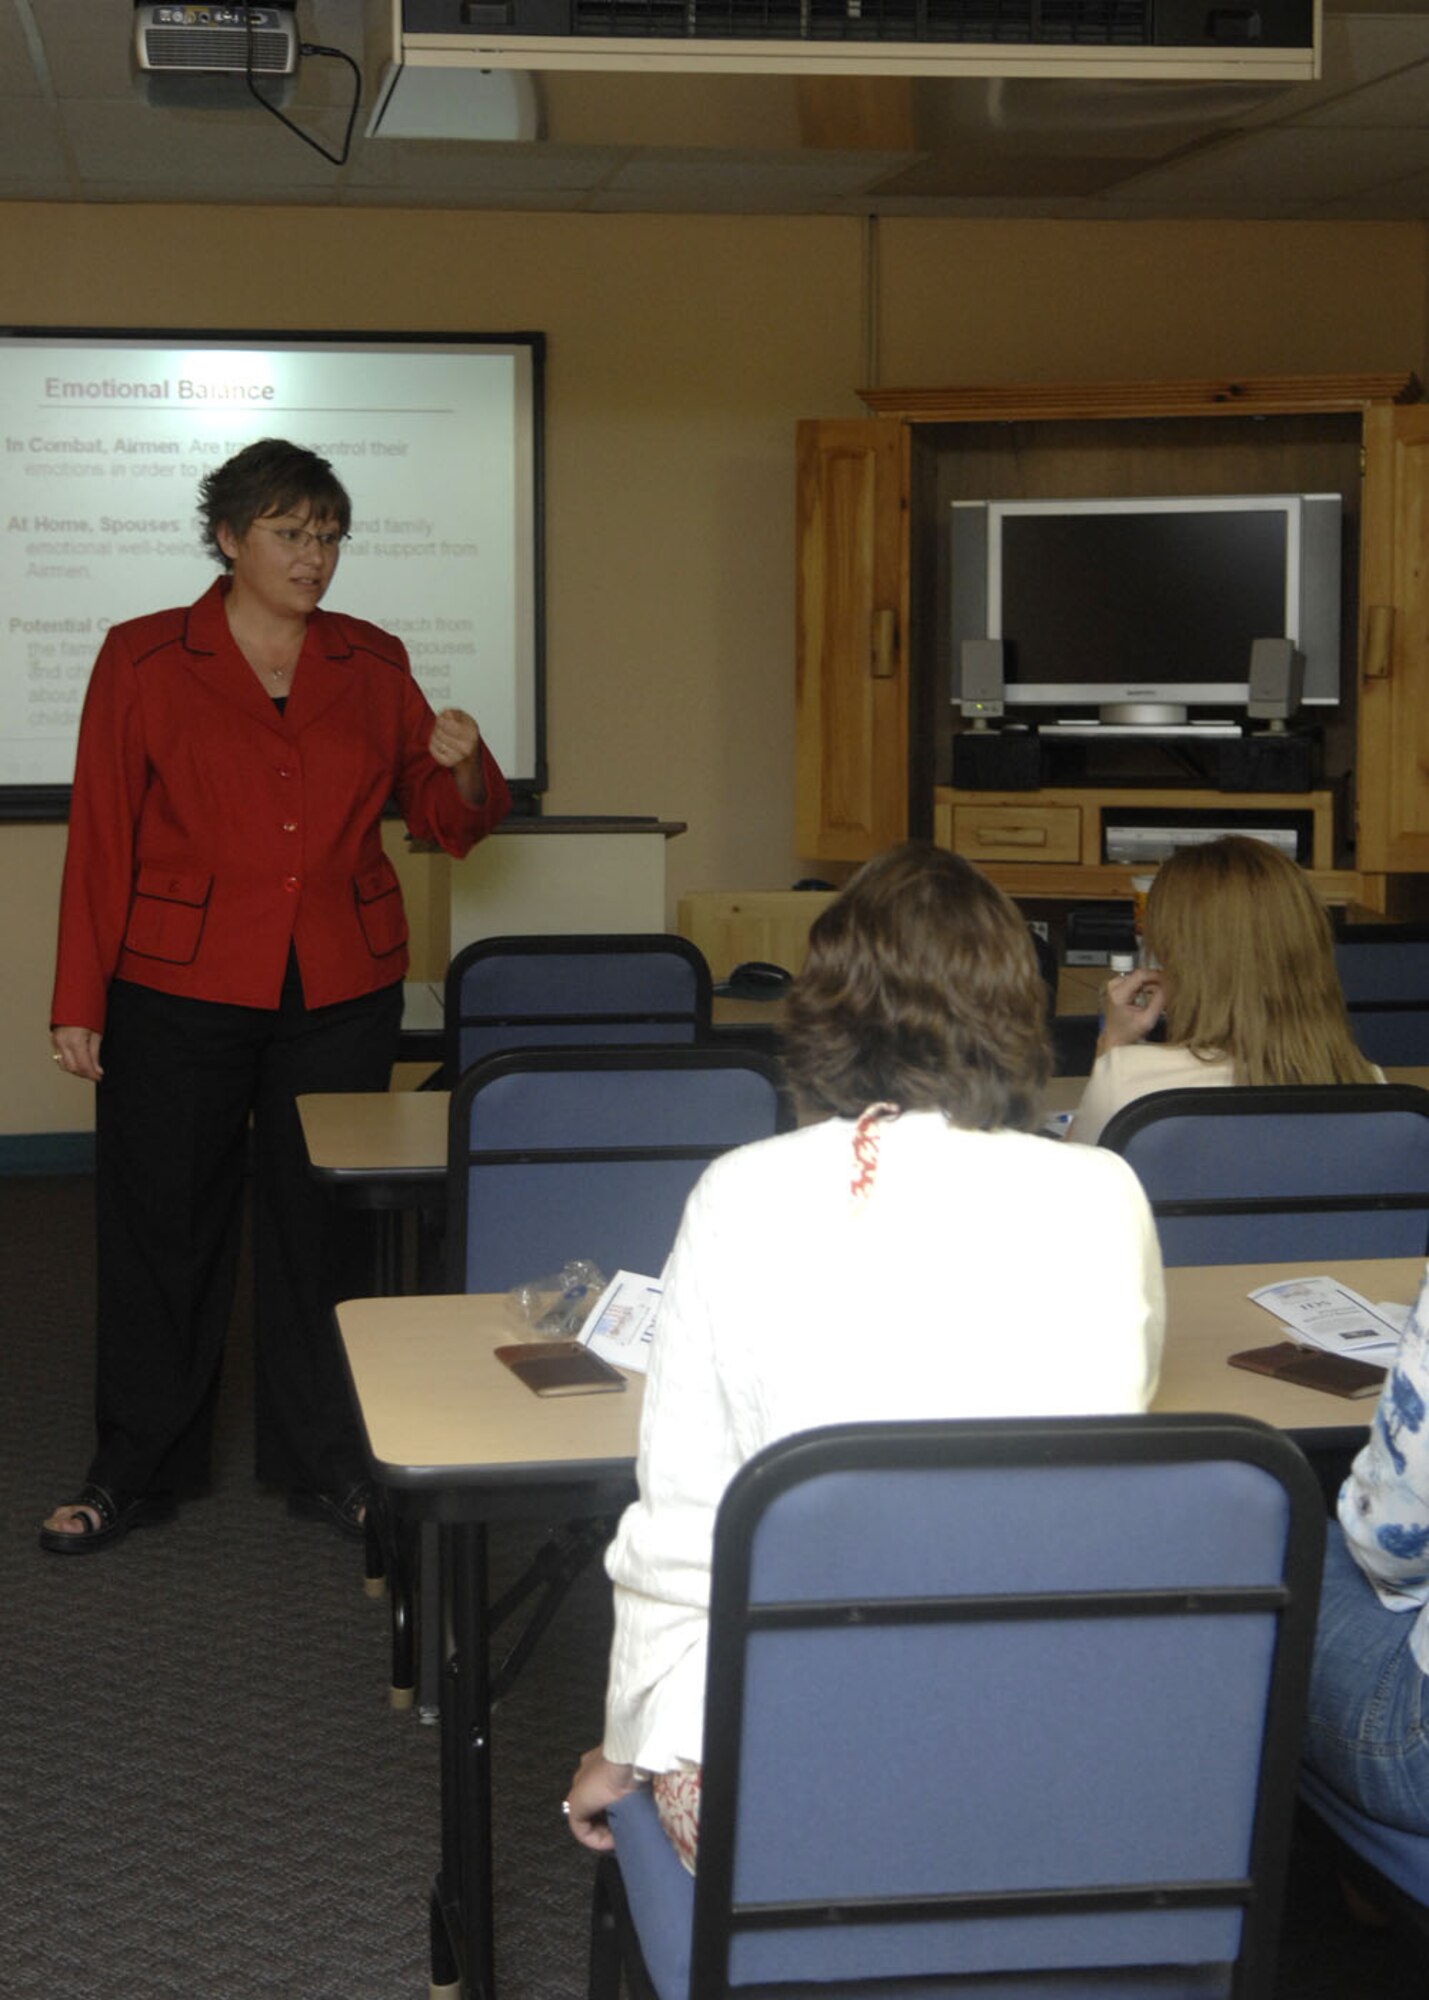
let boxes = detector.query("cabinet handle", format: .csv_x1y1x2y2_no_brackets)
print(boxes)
977,824,1047,847
1363,604,1394,682
870,608,897,680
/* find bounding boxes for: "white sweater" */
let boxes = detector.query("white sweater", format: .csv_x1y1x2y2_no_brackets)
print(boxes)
601,1110,1166,1772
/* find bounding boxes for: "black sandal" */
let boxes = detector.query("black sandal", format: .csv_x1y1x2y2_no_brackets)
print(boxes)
287,1483,370,1542
38,1483,176,1557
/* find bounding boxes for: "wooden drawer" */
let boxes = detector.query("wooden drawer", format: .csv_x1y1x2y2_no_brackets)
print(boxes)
949,805,1082,866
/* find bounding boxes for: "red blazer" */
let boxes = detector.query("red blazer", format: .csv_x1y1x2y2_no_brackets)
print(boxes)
53,580,511,1033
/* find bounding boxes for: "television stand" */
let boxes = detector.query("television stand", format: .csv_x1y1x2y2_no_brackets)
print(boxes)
933,782,1335,894
1040,721,1242,740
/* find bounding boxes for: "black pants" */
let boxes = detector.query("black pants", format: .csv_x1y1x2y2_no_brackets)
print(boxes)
89,967,403,1500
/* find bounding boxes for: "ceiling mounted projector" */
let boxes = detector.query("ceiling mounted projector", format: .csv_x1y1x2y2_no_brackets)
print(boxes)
132,3,301,109
387,0,1319,78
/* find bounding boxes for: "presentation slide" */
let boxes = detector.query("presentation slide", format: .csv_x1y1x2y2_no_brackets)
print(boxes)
0,331,543,806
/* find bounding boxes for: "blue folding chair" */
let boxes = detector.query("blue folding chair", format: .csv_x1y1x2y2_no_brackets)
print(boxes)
591,1413,1324,2000
446,1044,790,1291
1097,1083,1429,1265
443,933,712,1084
385,1044,794,1729
1334,923,1429,1067
378,1043,790,1706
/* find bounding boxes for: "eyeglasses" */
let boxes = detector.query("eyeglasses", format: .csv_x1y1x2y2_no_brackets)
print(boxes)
257,525,348,554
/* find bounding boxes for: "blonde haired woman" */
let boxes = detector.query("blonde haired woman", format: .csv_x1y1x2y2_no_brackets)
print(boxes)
1069,835,1380,1147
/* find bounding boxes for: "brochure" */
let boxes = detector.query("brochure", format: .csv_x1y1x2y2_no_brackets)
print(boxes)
579,1270,663,1376
1248,1276,1404,1361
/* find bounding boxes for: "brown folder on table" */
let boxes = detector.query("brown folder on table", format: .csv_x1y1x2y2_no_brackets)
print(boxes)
1228,1341,1386,1400
495,1341,627,1398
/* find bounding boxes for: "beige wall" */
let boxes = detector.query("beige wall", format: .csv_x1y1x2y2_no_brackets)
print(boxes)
877,220,1426,384
3,201,1426,1137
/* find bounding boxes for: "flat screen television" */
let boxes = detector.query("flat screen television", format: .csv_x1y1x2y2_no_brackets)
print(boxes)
950,493,1342,728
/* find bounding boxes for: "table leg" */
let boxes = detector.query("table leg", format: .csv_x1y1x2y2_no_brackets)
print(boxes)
375,1208,404,1295
435,1519,496,2000
429,1882,461,1999
389,1518,417,1710
419,1520,442,1720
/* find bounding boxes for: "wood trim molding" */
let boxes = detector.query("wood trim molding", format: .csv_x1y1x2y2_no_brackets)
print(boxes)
858,375,1422,424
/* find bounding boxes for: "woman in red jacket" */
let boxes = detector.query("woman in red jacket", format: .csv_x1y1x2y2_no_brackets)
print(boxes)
42,438,510,1554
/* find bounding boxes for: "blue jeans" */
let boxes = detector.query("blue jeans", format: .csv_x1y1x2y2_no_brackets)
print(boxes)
1303,1520,1429,1833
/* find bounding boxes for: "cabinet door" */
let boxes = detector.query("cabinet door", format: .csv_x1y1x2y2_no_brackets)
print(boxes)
1358,405,1429,874
795,419,908,859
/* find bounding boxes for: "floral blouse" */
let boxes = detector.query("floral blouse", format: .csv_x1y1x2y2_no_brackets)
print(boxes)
1338,1258,1429,1673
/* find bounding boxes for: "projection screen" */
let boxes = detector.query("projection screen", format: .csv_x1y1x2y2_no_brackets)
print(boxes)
0,328,544,815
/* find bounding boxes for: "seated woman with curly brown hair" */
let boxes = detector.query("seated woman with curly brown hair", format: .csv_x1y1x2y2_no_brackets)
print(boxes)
564,840,1166,1873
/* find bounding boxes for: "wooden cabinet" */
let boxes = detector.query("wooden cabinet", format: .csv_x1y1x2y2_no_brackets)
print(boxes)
1357,403,1429,877
794,376,1426,909
794,419,908,858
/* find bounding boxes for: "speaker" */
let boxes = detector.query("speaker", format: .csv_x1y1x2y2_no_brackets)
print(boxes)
955,639,1004,721
1246,638,1305,722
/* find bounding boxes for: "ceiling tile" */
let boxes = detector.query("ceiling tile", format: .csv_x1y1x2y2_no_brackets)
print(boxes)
869,150,1145,200
606,149,908,198
0,91,71,181
1300,56,1429,128
342,182,602,210
1236,10,1429,129
60,97,354,189
347,139,626,194
1318,166,1429,218
540,71,803,149
0,0,42,97
1113,126,1429,206
833,191,1092,217
31,0,138,99
33,0,362,112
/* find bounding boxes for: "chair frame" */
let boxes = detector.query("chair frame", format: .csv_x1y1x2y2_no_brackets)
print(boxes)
443,932,713,1084
593,1412,1325,2000
1098,1083,1429,1253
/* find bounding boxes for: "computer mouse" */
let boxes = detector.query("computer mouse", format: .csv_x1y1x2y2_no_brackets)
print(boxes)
726,961,793,997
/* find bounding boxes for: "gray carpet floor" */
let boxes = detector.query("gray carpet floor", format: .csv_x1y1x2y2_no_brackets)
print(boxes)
1,1172,611,2000
2,1170,1426,1999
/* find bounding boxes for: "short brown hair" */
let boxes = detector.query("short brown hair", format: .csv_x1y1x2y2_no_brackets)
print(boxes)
782,842,1052,1130
198,438,351,570
1145,835,1377,1086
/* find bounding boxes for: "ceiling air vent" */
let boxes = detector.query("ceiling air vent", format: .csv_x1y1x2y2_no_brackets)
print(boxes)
392,0,1316,78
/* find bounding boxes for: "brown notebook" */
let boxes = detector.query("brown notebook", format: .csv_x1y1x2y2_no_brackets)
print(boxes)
1228,1341,1386,1401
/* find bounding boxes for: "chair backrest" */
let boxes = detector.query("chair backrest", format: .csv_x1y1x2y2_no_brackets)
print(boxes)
446,1045,791,1292
685,1414,1322,2000
443,934,713,1081
1334,925,1429,1066
1097,1083,1429,1264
